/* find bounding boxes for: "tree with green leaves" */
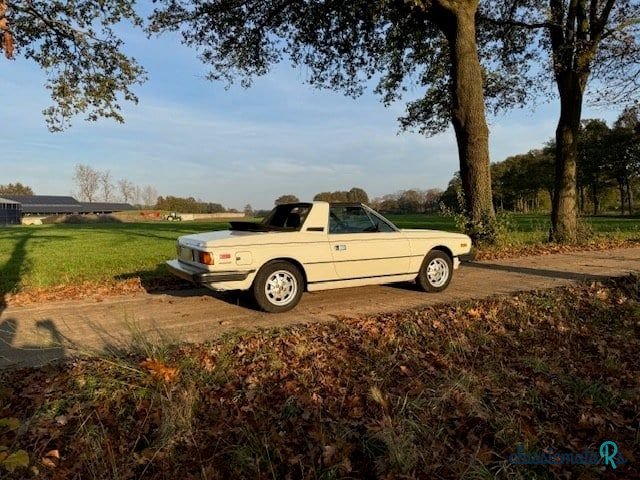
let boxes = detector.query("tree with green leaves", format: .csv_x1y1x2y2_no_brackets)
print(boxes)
313,188,370,203
576,119,611,215
398,189,424,213
1,0,145,131
491,151,554,212
608,106,640,214
347,187,369,204
149,0,536,242
486,0,640,241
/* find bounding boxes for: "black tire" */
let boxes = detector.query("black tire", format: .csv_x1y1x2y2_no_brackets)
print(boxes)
251,261,304,313
416,250,453,292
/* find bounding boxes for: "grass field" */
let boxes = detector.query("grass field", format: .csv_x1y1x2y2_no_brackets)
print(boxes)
1,214,639,296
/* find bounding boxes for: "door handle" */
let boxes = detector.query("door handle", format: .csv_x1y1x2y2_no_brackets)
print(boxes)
335,244,347,251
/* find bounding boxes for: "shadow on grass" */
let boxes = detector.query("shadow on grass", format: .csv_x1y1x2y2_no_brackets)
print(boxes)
0,230,71,368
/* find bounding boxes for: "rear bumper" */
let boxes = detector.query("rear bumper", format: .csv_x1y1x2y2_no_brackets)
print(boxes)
166,259,254,284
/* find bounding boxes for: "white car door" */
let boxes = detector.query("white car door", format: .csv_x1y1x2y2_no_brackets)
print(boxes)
328,205,411,280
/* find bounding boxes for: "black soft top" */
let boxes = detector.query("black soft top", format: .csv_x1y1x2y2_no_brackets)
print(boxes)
230,203,312,232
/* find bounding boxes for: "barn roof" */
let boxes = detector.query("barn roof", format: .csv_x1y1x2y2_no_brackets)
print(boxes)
1,195,134,215
2,195,81,206
0,197,21,205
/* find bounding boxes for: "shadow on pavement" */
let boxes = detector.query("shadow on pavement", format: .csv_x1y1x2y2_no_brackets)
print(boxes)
0,318,68,369
463,261,615,281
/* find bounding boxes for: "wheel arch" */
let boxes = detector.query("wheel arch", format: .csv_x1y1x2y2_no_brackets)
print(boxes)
430,245,454,261
260,257,308,291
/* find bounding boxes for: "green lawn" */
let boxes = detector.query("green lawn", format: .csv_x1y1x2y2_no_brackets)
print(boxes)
387,212,640,233
1,214,638,295
0,222,232,294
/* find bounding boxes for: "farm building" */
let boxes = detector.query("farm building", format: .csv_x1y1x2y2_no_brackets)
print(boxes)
1,195,134,221
0,197,22,225
2,195,84,215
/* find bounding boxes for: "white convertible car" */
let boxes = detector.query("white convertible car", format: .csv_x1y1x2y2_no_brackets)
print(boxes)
167,202,471,312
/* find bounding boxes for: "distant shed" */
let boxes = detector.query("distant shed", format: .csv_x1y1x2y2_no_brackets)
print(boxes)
1,195,83,215
1,195,135,217
0,197,22,225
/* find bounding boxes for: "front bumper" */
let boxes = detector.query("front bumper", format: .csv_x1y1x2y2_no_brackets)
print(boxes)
459,253,475,262
166,259,254,284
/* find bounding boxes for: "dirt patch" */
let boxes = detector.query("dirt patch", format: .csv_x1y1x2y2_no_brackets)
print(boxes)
3,246,640,370
5,277,191,307
41,214,122,224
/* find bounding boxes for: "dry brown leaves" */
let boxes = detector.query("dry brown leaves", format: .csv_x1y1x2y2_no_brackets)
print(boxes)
140,358,179,383
1,276,639,478
475,238,640,261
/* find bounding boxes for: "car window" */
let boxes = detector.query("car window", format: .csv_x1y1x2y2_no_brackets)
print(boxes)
364,208,397,232
262,204,310,230
329,206,378,233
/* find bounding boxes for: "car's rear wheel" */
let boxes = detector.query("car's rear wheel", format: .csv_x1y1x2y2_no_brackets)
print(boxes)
252,261,303,313
417,250,453,292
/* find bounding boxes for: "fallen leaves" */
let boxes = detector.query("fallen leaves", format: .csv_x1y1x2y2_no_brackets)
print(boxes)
474,238,640,261
40,450,60,469
140,358,180,383
1,275,639,478
0,449,29,473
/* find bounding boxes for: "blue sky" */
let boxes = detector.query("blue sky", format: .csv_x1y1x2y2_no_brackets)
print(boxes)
1,25,619,210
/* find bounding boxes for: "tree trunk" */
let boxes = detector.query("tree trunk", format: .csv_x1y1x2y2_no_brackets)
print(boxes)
591,182,599,216
626,181,632,214
445,5,496,242
550,73,583,243
619,181,626,215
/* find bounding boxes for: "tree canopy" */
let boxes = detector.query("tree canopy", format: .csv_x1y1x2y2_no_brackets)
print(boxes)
0,182,33,195
149,0,543,241
275,194,300,205
2,0,145,131
149,1,532,135
313,188,369,204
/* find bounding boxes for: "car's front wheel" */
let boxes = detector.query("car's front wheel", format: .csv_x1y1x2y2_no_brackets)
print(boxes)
252,261,304,313
417,250,453,292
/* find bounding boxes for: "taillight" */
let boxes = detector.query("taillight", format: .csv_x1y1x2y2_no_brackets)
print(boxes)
199,251,214,265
